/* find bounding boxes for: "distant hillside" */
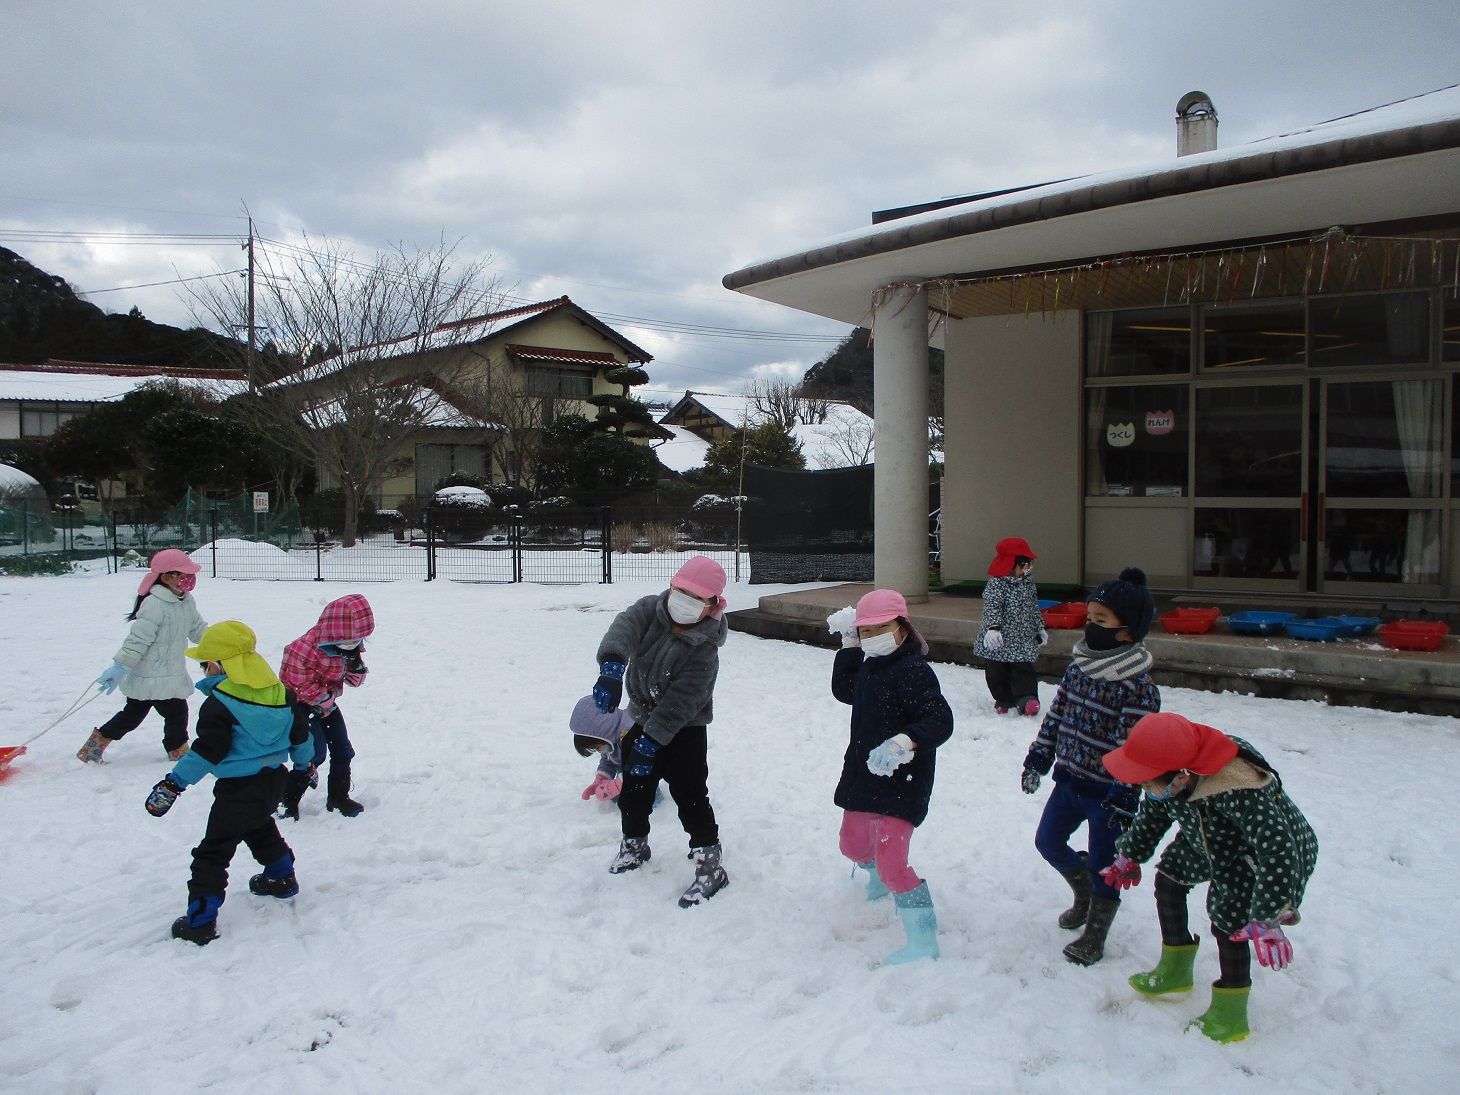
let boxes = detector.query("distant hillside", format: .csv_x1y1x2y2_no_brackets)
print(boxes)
800,326,944,418
0,247,240,369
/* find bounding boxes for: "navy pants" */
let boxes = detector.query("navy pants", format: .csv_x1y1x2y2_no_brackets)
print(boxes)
1034,780,1122,900
99,698,189,752
308,707,355,771
188,767,290,901
618,725,718,849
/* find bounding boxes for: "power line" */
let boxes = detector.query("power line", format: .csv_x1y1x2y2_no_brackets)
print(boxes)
79,269,245,294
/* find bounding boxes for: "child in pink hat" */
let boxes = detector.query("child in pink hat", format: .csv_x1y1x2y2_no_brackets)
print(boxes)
826,588,953,964
591,555,730,908
78,549,208,764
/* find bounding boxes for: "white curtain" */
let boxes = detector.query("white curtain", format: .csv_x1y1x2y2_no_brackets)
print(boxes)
1391,379,1442,583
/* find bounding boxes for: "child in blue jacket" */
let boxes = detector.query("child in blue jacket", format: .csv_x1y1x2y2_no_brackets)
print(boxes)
828,588,954,965
143,621,313,946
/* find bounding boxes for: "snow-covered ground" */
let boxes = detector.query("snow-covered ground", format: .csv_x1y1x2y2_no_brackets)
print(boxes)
0,562,1456,1094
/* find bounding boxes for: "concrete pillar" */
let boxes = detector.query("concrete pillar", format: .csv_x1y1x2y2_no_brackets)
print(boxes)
871,281,930,602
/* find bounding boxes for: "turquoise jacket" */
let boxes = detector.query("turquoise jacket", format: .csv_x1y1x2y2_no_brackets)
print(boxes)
169,674,312,788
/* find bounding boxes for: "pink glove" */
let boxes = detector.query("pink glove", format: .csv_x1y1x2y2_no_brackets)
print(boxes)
1100,853,1142,890
581,773,622,801
1230,920,1293,970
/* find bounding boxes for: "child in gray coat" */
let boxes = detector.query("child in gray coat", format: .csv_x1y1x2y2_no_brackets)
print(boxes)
590,555,730,908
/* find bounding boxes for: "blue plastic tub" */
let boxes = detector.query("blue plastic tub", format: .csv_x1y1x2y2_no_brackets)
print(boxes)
1224,611,1296,636
1037,599,1060,610
1283,618,1350,641
1328,615,1381,637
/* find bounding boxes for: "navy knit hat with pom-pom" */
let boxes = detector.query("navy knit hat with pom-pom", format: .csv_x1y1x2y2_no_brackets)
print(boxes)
1089,566,1155,641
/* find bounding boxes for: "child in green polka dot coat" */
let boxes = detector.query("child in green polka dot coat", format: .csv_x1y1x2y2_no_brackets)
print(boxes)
1098,712,1318,1044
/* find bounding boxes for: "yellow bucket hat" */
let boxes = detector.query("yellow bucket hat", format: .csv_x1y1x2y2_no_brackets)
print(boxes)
185,621,280,689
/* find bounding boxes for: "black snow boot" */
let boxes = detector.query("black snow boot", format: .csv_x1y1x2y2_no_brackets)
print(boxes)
1064,895,1120,965
1058,869,1092,930
678,843,729,908
326,764,363,817
171,895,221,946
609,836,651,874
248,853,299,898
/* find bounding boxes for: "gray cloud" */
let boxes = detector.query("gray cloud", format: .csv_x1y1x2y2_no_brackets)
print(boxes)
4,0,1456,391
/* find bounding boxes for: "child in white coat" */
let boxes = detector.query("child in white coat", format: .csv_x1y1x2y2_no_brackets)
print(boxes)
79,548,207,763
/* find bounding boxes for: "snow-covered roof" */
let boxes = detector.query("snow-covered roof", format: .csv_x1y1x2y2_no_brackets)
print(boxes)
660,391,877,470
652,423,712,473
0,462,44,497
0,365,247,404
725,83,1460,324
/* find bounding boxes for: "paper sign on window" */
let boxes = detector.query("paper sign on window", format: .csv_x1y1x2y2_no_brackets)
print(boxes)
1145,411,1175,436
1106,422,1135,448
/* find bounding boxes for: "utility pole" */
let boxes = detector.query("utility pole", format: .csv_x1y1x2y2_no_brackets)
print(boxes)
245,217,256,392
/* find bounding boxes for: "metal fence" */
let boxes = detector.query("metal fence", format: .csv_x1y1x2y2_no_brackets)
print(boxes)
5,493,753,584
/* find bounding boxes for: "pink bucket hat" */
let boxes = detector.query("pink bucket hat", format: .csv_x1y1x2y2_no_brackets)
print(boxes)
138,548,201,595
671,555,727,618
855,588,929,654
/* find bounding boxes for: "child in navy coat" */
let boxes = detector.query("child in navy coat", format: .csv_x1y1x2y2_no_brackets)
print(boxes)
1021,566,1160,966
828,588,954,965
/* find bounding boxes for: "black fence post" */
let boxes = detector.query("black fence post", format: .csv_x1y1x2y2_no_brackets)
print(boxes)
601,506,612,584
512,517,523,583
314,539,323,582
425,510,436,582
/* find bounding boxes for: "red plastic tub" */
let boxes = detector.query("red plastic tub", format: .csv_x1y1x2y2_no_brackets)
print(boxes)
1158,607,1222,635
1040,602,1088,629
1377,620,1449,652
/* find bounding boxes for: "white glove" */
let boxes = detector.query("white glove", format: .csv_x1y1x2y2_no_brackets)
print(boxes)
983,629,1004,652
1038,629,1049,647
826,606,859,648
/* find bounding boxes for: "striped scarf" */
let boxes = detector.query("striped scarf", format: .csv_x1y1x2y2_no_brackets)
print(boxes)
1070,640,1154,682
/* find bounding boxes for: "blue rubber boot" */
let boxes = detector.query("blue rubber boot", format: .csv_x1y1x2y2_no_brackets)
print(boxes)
884,881,939,965
249,852,299,899
857,861,891,902
171,894,222,945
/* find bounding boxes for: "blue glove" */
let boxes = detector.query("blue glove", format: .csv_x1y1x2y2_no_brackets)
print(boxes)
593,661,626,713
145,776,184,817
866,736,914,777
96,662,126,694
1102,785,1141,830
627,732,660,777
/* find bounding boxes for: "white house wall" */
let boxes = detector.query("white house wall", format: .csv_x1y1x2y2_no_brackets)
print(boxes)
943,310,1082,586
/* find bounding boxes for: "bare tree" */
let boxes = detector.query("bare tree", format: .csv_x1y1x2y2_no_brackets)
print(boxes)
189,237,507,545
810,413,876,468
745,378,802,429
450,363,576,491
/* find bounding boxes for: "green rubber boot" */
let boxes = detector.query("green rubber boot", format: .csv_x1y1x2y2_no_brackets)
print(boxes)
1186,983,1250,1043
1128,940,1200,995
857,861,891,902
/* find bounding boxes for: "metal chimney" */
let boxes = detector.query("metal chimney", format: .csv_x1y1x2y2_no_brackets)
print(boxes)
1176,91,1218,156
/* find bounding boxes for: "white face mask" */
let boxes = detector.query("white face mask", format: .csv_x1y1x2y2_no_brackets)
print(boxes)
860,630,901,658
667,589,708,625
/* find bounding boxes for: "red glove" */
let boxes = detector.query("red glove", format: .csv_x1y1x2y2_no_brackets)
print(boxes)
581,773,622,801
1230,920,1294,970
1100,853,1142,890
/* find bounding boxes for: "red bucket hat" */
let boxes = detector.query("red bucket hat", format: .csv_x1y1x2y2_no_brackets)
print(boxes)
987,537,1037,578
1102,712,1239,784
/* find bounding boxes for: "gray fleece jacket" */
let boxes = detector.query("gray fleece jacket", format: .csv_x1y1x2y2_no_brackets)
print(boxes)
595,591,729,747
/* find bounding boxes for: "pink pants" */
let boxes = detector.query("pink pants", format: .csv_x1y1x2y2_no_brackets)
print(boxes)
839,810,922,894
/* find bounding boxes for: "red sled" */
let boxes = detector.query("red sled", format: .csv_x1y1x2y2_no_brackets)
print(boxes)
0,745,27,771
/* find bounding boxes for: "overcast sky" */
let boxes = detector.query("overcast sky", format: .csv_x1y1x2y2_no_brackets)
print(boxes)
3,1,1456,396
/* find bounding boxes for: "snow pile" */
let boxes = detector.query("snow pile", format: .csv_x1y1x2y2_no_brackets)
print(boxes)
0,571,1455,1092
434,485,492,507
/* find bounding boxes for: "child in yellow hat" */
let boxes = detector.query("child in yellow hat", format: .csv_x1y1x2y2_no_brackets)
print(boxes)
143,621,314,945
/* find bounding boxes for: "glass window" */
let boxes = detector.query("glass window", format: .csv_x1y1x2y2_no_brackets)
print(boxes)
1325,379,1442,498
1443,292,1460,363
1086,308,1191,377
1194,507,1300,579
527,367,593,398
20,405,62,437
1202,300,1306,370
1323,507,1440,584
1085,384,1189,496
1309,292,1429,367
1195,385,1303,497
